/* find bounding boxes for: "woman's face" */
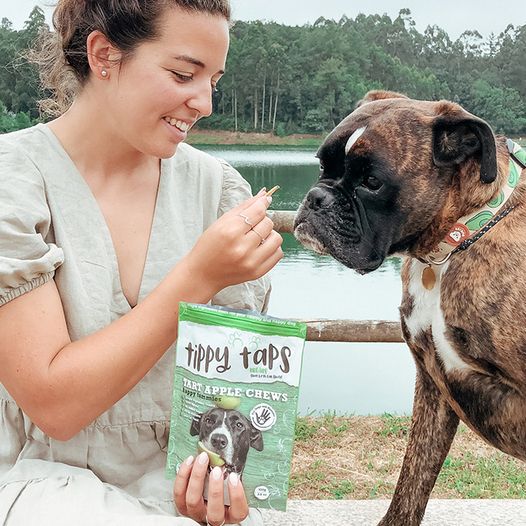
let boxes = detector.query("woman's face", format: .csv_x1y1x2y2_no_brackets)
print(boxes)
103,6,229,159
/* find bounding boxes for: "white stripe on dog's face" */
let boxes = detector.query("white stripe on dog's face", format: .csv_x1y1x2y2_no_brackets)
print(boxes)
345,126,367,155
203,413,235,464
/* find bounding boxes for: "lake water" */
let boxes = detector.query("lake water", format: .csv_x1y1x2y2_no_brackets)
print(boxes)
202,146,416,416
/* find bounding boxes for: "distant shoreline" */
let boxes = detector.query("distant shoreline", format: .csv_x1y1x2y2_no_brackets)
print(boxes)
186,130,525,148
186,129,323,147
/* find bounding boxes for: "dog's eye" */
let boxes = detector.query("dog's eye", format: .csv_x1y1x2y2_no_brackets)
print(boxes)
361,175,383,191
205,417,213,425
236,422,244,429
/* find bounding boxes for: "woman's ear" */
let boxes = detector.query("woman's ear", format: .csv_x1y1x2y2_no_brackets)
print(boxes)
432,113,497,184
86,30,122,80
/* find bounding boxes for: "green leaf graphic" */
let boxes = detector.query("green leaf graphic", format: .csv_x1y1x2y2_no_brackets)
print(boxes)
508,161,519,188
488,191,504,208
465,211,493,231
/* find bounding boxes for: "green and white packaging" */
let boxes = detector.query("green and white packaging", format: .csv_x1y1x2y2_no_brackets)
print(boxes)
166,302,307,512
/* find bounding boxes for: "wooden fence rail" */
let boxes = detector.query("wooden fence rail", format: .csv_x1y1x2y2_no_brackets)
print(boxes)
270,210,404,343
300,319,403,343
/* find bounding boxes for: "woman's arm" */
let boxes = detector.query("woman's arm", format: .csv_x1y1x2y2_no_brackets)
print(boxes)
0,192,282,440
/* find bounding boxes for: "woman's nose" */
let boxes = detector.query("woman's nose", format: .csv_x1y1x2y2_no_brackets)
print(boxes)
187,84,213,118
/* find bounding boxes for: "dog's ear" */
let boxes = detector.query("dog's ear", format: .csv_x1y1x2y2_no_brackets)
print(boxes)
356,90,409,108
190,414,202,436
432,111,497,184
249,426,264,452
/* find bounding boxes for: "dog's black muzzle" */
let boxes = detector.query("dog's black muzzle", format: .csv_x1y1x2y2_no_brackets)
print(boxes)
294,184,385,273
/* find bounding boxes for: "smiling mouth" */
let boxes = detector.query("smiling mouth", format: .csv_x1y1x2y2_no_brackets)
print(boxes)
163,117,192,132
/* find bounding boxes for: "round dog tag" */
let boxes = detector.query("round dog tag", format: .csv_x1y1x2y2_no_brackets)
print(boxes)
422,266,436,290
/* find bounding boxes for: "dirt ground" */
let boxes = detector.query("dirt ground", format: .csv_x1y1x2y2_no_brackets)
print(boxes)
289,415,526,500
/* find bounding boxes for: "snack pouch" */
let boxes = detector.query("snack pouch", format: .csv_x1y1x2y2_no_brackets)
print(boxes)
166,302,307,511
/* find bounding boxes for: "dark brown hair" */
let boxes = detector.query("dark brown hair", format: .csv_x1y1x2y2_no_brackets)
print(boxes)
34,0,231,116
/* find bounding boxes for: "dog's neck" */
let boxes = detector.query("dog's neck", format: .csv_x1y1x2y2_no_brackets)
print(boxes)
414,139,526,263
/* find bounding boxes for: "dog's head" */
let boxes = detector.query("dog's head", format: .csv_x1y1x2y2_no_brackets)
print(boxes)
294,90,504,271
190,407,263,475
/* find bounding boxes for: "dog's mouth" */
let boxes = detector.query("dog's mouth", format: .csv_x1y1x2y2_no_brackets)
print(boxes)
294,222,330,256
294,200,386,274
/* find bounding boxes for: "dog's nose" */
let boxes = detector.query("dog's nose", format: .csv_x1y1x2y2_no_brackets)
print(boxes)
211,434,228,450
305,186,334,211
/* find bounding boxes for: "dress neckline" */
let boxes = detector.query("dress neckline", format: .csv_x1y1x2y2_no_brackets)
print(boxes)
35,123,166,310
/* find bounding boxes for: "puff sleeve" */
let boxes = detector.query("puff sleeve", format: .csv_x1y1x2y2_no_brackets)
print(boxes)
0,144,64,305
211,160,272,313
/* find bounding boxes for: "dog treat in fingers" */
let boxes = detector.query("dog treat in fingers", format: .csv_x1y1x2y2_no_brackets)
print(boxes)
166,302,307,512
265,185,280,197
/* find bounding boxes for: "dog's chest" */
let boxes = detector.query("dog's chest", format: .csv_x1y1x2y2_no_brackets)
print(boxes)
401,259,473,373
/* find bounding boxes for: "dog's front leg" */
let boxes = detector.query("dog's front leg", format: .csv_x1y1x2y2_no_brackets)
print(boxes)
378,363,459,526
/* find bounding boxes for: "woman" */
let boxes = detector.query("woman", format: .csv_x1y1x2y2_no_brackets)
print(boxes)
0,1,282,525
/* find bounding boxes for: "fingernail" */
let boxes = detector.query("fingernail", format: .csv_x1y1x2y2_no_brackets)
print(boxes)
256,187,266,196
211,466,222,480
229,472,239,487
185,455,194,466
198,451,208,465
266,196,273,205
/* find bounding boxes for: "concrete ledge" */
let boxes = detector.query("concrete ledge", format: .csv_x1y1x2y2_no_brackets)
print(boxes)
261,499,526,525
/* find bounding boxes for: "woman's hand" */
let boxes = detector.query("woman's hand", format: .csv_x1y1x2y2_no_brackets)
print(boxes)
174,452,249,525
181,188,283,294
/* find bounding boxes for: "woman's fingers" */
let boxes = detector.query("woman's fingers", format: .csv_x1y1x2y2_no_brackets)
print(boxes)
247,216,275,245
227,189,272,233
242,196,272,231
173,456,250,525
205,466,226,526
184,451,209,521
225,472,249,524
173,455,195,516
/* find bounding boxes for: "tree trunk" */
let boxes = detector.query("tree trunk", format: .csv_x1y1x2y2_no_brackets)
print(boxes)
234,88,238,132
268,89,273,125
261,70,266,131
268,71,274,124
254,88,258,130
272,71,280,132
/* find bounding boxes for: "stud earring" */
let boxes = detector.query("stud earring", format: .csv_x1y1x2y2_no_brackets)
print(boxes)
101,69,108,78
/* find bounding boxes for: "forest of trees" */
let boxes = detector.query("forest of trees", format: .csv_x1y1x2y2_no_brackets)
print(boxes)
1,7,525,135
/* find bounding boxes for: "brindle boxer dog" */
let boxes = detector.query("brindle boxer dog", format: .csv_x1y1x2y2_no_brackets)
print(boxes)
294,90,526,526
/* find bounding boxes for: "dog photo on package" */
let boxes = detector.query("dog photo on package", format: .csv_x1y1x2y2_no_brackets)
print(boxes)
166,303,306,512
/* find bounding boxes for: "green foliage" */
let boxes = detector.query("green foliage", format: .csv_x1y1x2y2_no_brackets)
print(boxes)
1,8,525,135
377,413,411,437
0,100,35,132
438,452,526,498
294,415,321,441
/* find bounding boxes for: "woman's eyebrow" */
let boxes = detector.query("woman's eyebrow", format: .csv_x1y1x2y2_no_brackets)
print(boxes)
172,54,225,75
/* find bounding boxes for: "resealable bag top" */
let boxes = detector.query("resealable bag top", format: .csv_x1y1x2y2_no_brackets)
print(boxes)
166,302,307,512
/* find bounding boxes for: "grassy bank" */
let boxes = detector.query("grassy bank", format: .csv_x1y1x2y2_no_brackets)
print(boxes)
292,414,526,500
186,129,323,147
187,130,525,148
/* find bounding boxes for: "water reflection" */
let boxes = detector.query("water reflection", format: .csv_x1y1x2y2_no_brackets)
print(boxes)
204,147,319,167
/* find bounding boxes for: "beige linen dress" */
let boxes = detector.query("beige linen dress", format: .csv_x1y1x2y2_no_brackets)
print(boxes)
0,124,269,525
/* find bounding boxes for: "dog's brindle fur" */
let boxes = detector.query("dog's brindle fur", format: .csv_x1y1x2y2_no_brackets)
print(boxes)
294,90,526,525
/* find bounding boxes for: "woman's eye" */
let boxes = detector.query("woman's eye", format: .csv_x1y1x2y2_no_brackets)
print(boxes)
362,175,383,191
172,71,193,82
